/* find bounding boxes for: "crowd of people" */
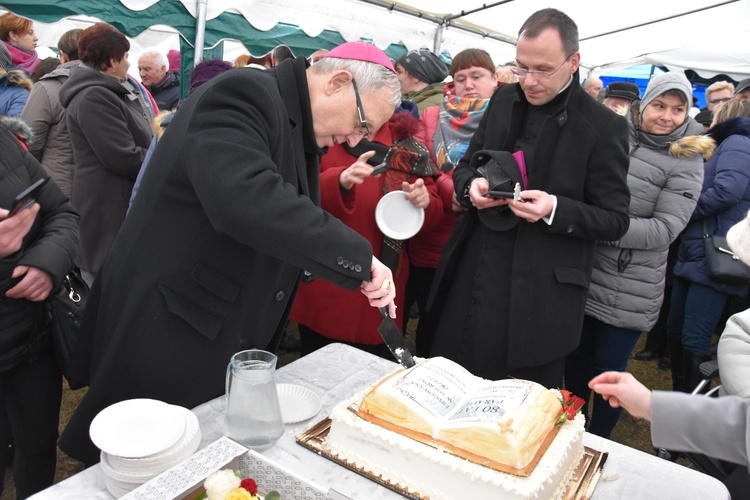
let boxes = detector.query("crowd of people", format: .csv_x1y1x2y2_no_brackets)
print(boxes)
1,5,750,497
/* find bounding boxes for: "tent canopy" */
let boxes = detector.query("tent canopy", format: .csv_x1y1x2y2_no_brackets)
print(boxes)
2,0,749,81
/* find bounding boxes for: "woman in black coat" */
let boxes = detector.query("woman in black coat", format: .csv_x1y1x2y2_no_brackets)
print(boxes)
0,125,78,496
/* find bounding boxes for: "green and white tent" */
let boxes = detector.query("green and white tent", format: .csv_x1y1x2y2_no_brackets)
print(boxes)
2,0,749,91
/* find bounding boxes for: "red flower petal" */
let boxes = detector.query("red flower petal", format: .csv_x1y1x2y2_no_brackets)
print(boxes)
570,395,586,411
240,478,258,495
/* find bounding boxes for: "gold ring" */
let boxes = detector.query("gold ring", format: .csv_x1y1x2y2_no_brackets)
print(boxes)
381,279,392,291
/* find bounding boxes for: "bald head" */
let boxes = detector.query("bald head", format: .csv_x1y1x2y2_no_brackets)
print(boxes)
584,76,603,99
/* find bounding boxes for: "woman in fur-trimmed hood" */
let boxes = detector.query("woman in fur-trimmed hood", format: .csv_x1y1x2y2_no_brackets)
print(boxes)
0,67,32,116
566,72,715,439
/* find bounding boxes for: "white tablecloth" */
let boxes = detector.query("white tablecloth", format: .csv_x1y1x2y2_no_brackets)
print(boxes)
33,343,730,499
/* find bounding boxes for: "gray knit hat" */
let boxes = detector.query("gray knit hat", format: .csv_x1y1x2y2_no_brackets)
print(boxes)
641,72,693,111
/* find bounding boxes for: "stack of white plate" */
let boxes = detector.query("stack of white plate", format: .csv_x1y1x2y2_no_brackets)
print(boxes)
90,398,202,497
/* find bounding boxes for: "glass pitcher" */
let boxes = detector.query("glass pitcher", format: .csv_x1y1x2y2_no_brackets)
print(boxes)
225,349,284,450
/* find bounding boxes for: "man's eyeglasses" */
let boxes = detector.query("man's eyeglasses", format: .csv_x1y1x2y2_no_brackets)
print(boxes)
352,79,370,138
510,53,573,80
709,97,732,105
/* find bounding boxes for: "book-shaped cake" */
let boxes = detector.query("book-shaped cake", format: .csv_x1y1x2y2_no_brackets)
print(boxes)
357,357,564,475
327,357,586,499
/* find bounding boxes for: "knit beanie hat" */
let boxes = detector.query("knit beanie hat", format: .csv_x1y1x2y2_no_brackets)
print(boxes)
167,49,180,72
189,59,233,92
641,72,693,111
397,49,449,85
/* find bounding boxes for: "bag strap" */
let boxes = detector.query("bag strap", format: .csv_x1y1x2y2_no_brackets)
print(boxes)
62,275,82,303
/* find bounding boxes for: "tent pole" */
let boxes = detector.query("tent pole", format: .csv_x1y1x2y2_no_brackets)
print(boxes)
194,0,208,65
433,25,443,54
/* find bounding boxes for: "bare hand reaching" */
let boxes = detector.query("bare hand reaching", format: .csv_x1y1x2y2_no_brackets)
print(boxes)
589,371,653,421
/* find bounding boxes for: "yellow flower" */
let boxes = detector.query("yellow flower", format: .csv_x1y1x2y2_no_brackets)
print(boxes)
226,487,254,500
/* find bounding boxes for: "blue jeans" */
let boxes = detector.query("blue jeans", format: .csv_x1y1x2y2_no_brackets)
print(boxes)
666,278,729,356
564,315,641,439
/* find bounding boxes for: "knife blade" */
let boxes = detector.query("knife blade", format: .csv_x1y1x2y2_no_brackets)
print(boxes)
377,307,416,368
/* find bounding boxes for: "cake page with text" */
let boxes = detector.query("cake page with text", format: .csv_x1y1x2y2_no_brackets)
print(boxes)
394,358,476,418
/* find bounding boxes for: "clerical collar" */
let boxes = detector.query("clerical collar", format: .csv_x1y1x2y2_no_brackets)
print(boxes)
557,75,573,95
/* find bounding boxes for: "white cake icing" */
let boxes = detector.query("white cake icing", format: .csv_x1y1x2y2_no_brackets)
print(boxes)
327,375,585,499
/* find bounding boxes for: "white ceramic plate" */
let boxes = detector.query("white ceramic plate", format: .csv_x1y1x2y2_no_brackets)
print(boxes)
375,190,425,240
90,399,186,458
277,384,321,424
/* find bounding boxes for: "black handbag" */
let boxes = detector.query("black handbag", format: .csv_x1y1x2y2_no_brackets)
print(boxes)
48,269,89,389
703,220,750,286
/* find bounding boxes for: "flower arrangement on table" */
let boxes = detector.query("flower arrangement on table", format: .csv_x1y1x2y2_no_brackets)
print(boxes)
197,469,280,500
555,389,585,426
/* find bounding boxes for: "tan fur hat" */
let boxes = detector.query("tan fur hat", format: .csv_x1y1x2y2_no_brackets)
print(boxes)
727,212,750,266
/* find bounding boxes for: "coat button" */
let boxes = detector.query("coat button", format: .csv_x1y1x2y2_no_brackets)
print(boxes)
274,291,285,301
566,225,574,233
337,257,344,265
354,264,362,272
342,259,349,268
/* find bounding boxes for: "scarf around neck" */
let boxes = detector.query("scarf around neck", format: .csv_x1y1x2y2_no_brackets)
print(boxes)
4,41,39,74
343,114,439,273
433,96,489,171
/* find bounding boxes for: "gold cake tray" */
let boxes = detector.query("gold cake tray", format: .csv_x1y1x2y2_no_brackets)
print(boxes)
296,417,608,500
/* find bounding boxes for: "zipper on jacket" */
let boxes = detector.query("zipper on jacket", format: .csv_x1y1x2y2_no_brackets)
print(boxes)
618,248,633,272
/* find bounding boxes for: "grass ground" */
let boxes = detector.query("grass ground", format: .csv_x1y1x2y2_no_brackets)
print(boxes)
1,320,702,498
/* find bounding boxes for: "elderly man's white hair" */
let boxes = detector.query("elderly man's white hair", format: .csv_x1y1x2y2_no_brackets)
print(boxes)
310,58,401,108
139,50,169,69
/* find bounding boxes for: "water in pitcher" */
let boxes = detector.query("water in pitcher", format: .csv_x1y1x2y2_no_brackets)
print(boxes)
225,354,284,451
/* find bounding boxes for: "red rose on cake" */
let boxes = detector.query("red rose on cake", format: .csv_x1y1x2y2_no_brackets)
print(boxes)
557,390,586,425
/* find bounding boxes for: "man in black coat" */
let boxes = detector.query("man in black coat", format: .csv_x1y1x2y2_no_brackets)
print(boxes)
59,43,402,465
428,8,630,388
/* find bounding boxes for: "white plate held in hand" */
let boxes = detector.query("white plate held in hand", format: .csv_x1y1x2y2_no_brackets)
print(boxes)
277,384,321,424
375,190,425,240
90,399,186,458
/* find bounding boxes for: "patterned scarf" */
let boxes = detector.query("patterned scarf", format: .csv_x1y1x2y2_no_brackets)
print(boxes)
432,96,489,172
344,114,439,274
4,41,39,74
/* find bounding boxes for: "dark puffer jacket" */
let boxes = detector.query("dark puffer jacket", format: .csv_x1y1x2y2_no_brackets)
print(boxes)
0,124,79,371
674,117,750,296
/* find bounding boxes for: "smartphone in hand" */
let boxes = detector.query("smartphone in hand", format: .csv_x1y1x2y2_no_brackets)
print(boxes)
8,178,49,216
487,182,527,202
371,161,388,176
